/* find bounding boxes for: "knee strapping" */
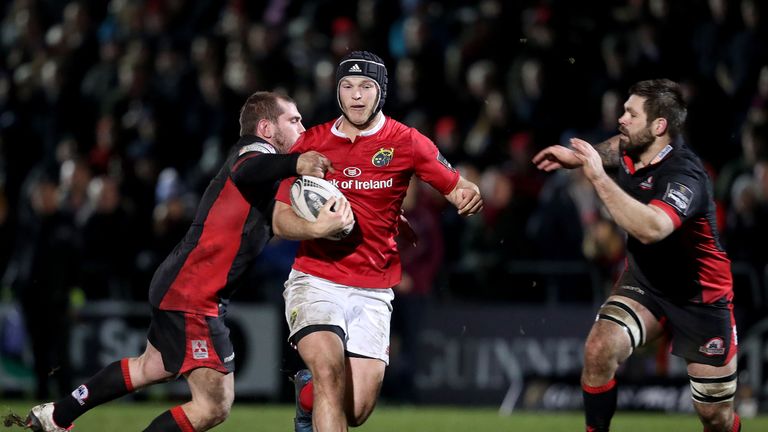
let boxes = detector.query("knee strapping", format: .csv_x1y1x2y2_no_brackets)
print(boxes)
597,299,646,351
689,373,737,404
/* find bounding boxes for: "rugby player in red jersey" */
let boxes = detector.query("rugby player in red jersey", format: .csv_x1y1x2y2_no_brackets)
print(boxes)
272,51,483,432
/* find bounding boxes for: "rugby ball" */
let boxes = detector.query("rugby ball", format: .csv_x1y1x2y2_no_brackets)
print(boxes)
290,175,355,240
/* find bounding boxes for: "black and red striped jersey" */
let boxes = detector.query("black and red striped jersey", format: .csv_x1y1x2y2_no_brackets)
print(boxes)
148,135,299,316
618,139,733,304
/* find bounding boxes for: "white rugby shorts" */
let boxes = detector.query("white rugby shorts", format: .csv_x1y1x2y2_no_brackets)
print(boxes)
283,269,394,364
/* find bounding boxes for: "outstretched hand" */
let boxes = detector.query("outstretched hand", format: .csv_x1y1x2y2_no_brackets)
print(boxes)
532,145,583,171
297,151,335,178
569,138,606,182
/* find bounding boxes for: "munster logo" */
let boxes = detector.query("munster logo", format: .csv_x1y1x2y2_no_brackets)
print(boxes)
372,148,394,167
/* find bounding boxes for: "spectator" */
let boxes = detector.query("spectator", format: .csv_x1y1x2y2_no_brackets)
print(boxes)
3,170,80,400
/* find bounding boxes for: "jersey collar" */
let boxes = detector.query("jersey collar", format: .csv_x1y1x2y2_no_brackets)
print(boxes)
622,143,674,174
237,134,280,154
331,113,386,138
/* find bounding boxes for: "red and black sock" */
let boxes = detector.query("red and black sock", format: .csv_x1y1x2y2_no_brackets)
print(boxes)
52,359,134,428
583,378,617,432
143,406,195,432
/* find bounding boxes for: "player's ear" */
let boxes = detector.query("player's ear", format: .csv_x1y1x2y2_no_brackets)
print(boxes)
654,118,667,136
256,118,273,139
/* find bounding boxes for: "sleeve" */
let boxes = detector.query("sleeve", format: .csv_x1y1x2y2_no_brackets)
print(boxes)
230,142,299,195
410,129,460,195
275,176,294,205
647,169,708,229
275,134,311,204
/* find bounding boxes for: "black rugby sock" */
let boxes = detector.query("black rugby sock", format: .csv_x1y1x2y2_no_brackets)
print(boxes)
53,359,134,427
583,378,617,432
144,407,193,432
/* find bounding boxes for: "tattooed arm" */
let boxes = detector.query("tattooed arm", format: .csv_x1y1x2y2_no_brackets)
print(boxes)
595,135,622,168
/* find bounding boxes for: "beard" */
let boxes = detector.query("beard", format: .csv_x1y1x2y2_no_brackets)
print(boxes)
272,128,290,153
619,125,655,158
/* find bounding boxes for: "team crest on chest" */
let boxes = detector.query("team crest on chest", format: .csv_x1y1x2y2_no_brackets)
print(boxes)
372,148,394,167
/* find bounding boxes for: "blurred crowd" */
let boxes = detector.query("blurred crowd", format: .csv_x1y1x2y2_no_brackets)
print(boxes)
0,0,767,323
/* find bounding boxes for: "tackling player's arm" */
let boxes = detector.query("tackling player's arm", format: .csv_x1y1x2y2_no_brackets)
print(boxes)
272,198,354,240
230,150,299,193
444,176,483,216
231,149,334,192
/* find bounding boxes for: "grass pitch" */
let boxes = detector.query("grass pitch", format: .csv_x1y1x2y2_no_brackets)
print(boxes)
2,401,767,431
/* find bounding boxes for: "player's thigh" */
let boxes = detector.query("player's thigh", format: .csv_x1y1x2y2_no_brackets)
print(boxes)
297,329,347,370
186,367,235,409
587,294,665,354
344,357,386,417
131,340,175,385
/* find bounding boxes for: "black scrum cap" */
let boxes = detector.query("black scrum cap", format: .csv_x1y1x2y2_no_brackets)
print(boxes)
336,51,388,124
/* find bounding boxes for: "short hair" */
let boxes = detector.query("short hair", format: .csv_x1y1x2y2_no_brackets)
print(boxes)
239,91,295,136
628,79,687,139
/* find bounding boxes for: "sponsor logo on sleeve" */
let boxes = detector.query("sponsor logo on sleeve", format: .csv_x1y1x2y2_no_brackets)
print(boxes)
437,152,456,172
238,143,276,156
372,148,394,167
662,182,694,215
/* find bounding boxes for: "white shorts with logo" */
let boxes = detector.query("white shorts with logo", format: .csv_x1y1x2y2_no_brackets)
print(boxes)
283,269,394,364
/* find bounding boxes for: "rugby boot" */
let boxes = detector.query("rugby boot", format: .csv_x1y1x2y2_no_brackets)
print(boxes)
26,403,73,431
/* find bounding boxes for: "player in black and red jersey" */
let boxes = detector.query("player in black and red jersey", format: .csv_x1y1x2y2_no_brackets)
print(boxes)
25,92,349,432
533,79,740,432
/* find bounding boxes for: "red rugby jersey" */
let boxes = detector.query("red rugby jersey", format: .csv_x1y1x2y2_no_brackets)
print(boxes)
276,115,460,288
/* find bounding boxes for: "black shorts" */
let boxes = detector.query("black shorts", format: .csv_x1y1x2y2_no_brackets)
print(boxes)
147,308,235,375
615,272,737,366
